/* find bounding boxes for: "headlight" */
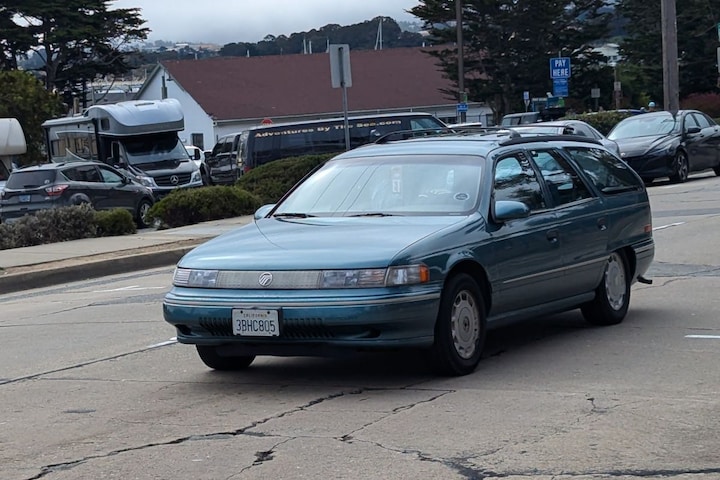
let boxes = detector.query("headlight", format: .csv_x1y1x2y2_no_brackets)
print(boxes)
137,175,156,188
321,265,430,287
173,268,218,287
191,170,202,182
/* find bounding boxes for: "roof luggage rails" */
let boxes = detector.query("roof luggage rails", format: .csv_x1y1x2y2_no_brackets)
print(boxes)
373,127,455,144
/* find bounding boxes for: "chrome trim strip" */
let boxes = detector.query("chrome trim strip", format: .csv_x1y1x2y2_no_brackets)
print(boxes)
165,292,441,308
502,257,605,285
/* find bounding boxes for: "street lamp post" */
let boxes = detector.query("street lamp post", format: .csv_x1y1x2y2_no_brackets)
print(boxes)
661,0,679,114
456,0,466,123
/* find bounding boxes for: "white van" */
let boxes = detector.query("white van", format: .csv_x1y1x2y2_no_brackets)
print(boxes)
0,118,27,190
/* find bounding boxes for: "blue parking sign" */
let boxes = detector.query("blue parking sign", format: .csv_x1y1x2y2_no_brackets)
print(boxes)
550,57,571,79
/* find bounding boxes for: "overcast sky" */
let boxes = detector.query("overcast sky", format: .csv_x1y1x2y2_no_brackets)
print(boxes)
110,1,422,45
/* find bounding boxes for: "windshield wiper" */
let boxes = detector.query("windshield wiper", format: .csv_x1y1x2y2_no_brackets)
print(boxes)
273,212,315,218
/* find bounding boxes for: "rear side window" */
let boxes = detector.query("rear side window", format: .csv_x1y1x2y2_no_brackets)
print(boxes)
565,147,643,193
6,170,57,189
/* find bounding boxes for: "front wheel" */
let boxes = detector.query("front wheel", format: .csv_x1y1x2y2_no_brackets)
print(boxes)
196,345,255,371
669,151,689,183
430,273,486,376
581,251,630,326
135,198,152,228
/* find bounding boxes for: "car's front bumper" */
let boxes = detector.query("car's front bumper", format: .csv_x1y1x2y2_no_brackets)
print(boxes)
622,152,673,179
163,286,442,354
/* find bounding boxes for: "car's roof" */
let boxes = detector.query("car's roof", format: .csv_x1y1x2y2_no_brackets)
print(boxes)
12,161,107,172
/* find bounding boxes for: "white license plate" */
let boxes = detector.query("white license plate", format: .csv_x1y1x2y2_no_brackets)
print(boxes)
232,309,280,337
19,195,31,203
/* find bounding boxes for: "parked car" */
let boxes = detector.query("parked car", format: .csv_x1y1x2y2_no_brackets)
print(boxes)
163,132,654,376
0,161,155,227
184,145,208,185
205,133,241,185
607,110,720,183
501,112,540,126
507,120,621,156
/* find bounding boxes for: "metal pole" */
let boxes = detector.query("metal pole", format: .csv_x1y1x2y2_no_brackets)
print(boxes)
339,46,350,150
456,0,466,123
661,0,679,114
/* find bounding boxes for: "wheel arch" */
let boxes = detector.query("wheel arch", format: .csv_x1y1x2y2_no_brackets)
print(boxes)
444,260,491,314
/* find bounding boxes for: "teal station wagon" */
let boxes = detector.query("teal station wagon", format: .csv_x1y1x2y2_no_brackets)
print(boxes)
163,131,654,376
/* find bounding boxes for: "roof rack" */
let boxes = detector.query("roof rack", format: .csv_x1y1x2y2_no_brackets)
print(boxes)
373,126,521,144
499,135,603,147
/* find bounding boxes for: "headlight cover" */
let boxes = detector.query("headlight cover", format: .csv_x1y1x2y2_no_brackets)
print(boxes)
173,265,430,289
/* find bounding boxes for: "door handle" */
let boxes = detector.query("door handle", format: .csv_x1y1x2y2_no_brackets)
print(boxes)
546,229,559,244
597,217,607,231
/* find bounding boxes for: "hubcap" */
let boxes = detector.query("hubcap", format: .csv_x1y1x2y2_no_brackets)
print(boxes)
677,154,688,180
605,253,627,311
450,289,480,359
139,203,150,224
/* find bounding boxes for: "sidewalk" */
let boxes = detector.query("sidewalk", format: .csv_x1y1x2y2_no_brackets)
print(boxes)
0,215,254,294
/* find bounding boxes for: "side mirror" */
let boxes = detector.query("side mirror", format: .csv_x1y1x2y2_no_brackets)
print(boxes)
493,200,530,222
254,204,275,220
686,126,701,135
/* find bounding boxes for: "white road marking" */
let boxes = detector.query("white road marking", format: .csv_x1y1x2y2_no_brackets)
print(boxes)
146,337,178,349
91,285,166,293
653,222,685,231
685,335,720,339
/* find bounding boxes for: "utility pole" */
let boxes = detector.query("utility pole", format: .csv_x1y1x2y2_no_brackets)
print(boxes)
661,0,679,114
456,0,466,123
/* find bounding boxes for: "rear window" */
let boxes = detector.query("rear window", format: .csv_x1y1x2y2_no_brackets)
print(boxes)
5,170,57,189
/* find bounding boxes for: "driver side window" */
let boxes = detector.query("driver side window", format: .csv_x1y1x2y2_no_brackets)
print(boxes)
493,154,546,211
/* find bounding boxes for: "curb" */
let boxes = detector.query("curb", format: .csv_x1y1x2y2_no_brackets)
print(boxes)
0,243,201,294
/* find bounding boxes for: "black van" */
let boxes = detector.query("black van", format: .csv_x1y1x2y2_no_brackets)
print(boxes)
237,112,446,172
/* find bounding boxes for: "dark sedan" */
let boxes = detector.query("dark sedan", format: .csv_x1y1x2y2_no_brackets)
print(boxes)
0,161,155,226
607,110,720,183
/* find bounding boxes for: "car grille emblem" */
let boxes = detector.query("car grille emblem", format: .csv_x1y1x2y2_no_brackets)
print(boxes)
170,175,179,185
258,272,273,287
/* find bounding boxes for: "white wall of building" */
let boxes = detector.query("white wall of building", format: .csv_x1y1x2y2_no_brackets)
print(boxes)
136,71,215,151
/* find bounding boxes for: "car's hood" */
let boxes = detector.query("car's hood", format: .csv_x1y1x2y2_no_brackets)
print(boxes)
178,216,468,270
615,134,677,157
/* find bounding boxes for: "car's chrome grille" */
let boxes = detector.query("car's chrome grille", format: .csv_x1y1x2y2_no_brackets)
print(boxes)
155,173,192,187
216,271,322,289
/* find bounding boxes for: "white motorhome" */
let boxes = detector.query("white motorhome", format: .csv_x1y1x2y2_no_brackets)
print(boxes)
0,118,27,190
42,99,202,197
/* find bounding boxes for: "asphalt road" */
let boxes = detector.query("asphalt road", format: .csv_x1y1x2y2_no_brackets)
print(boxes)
1,173,719,480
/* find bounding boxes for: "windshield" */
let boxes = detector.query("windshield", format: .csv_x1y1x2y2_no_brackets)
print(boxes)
122,133,189,165
608,113,679,140
274,155,483,217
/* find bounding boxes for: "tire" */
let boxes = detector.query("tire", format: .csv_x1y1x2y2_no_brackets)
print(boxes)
713,166,720,176
581,251,630,326
201,169,210,186
641,177,654,186
135,198,152,228
430,273,486,376
668,151,689,183
196,345,255,371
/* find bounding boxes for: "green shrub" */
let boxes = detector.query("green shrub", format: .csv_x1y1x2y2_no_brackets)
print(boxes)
0,204,97,250
563,111,634,136
237,153,337,204
146,186,262,228
94,209,137,237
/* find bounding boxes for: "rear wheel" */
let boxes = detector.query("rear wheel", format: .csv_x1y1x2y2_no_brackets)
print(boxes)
581,251,630,326
669,151,689,183
196,345,255,371
430,273,486,376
